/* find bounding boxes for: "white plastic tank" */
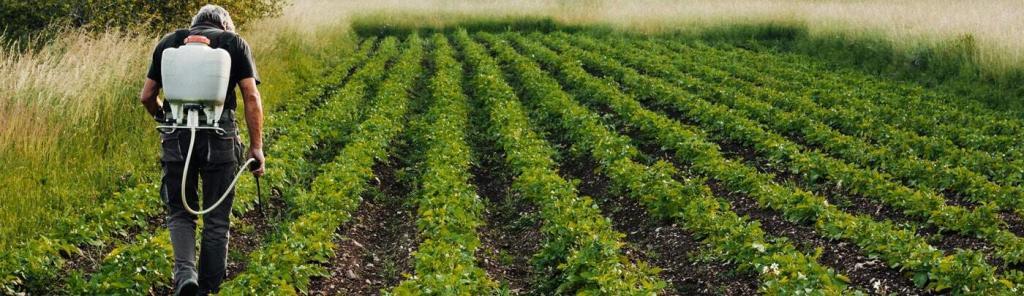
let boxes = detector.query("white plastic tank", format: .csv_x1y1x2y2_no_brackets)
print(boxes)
161,35,231,125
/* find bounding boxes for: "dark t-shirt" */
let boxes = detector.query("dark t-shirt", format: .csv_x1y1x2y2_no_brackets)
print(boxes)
146,24,260,113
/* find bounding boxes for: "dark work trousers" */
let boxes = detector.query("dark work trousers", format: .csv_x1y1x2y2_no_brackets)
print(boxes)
159,118,243,295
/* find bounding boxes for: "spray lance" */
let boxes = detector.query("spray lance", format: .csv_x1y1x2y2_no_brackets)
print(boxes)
156,35,262,216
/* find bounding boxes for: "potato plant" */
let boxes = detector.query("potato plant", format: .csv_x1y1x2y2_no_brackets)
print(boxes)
455,30,665,294
486,32,855,295
391,33,496,295
510,32,1021,294
220,33,424,294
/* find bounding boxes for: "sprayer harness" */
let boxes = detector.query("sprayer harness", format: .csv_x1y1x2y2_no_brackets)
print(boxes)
159,105,258,216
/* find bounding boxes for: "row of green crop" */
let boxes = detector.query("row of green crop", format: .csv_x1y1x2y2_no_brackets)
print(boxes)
60,37,388,295
391,34,496,295
587,35,1024,220
486,32,856,295
262,36,378,165
677,41,1024,175
659,40,1024,189
0,33,375,296
0,181,162,294
236,36,379,217
704,40,1024,142
558,33,1024,266
658,39,1024,190
259,36,393,202
514,32,1023,294
454,30,665,294
630,36,1024,208
219,34,424,295
267,37,375,127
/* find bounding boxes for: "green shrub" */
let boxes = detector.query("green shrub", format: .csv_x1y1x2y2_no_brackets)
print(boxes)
1,0,287,40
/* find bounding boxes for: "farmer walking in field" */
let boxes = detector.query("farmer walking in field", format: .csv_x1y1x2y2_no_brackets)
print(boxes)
138,5,265,295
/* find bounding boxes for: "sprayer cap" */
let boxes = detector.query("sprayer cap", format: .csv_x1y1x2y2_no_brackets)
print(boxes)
185,35,211,45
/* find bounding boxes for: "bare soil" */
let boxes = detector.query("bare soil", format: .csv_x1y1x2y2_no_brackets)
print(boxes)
649,101,1009,270
466,79,544,293
1001,211,1024,238
225,189,288,279
561,152,761,295
472,158,544,294
307,159,418,295
626,127,928,295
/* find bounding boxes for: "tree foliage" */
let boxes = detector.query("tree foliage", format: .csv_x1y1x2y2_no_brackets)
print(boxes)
1,0,287,37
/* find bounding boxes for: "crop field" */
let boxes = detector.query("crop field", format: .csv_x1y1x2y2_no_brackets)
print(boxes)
5,25,1024,295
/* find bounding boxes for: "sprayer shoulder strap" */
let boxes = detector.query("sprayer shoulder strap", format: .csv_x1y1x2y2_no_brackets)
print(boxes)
173,29,190,46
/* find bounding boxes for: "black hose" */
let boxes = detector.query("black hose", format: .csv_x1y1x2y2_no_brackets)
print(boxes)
255,175,264,218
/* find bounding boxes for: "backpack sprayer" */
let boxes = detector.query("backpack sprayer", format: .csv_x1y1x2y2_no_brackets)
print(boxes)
157,35,260,216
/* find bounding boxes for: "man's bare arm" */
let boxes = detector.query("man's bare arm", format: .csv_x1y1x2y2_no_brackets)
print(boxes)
239,77,265,176
139,78,162,118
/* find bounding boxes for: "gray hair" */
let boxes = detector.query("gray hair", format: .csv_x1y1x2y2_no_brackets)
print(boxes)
191,4,236,32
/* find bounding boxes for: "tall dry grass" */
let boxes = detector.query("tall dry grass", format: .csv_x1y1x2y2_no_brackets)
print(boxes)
0,31,156,250
4,0,1023,250
0,31,152,160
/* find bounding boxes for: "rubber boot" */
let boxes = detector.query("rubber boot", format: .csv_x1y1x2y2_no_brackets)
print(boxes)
175,274,199,296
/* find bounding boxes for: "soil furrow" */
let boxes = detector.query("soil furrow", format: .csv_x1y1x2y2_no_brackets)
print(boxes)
465,56,543,292
472,152,543,294
646,103,1007,267
225,190,288,279
307,158,418,295
559,151,760,295
308,43,429,294
627,128,929,295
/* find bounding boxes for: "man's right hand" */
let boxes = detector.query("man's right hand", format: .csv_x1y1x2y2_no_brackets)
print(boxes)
248,148,265,177
239,77,264,177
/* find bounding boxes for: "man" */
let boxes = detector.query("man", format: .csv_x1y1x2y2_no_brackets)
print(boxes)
138,5,265,295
